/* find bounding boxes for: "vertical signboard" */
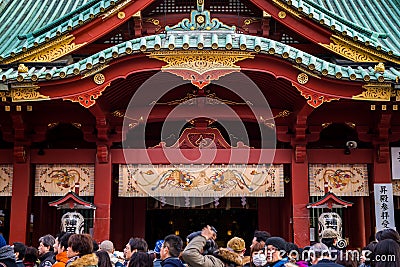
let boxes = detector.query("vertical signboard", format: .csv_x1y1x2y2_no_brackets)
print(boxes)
391,147,400,179
374,184,396,231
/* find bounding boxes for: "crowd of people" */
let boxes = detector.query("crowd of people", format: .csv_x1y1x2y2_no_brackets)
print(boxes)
0,226,399,267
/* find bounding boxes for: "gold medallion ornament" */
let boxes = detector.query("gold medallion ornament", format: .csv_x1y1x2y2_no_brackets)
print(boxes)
297,73,309,84
278,11,286,19
118,12,125,19
93,73,105,85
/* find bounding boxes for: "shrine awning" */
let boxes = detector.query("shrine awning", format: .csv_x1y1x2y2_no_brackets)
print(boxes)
307,192,353,209
49,191,96,210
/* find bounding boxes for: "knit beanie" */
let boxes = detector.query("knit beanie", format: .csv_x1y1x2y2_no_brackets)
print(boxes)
265,237,286,251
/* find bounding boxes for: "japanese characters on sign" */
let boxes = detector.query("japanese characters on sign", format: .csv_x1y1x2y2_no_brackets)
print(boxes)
390,147,400,180
374,183,396,231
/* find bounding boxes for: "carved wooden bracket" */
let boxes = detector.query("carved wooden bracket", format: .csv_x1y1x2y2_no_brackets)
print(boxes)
295,145,306,163
14,145,27,163
377,145,389,163
96,117,109,141
63,84,109,108
96,144,109,163
293,83,339,108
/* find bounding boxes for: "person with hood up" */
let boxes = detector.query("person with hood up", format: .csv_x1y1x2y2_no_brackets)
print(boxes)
0,235,17,267
182,225,246,267
159,235,184,267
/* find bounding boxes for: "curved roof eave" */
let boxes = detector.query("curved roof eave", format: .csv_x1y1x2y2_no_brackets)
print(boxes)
0,0,153,63
273,0,400,57
1,32,398,84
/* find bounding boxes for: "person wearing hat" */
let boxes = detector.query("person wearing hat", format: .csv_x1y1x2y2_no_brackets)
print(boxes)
99,240,123,267
264,237,288,267
182,225,246,267
0,235,17,267
320,229,341,260
153,240,164,267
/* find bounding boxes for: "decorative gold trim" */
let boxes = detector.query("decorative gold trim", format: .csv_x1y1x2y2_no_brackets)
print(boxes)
18,64,28,73
149,50,254,74
81,64,108,78
102,0,132,19
1,35,86,64
297,73,308,84
152,92,252,106
320,35,400,64
271,0,302,19
146,18,160,26
9,83,49,102
374,62,385,73
93,73,105,85
352,83,392,101
148,50,254,89
111,110,125,118
278,11,286,19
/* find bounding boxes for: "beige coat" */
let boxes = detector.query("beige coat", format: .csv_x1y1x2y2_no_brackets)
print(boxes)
182,236,243,267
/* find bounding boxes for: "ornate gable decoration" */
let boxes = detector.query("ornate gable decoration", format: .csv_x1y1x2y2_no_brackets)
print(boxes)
165,0,235,32
149,0,254,89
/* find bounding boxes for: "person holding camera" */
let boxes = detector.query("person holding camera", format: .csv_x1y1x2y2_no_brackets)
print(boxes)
182,225,246,267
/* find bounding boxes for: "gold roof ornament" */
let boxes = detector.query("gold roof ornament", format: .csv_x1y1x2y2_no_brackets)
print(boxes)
18,64,28,73
374,62,385,73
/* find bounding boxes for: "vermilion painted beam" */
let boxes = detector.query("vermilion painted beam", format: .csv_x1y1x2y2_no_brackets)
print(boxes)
249,0,332,44
37,54,364,101
112,148,291,164
30,149,96,163
38,56,163,98
72,0,156,45
238,56,365,98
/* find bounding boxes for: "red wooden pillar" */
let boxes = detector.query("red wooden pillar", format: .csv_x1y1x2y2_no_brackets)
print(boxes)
93,148,112,242
9,146,31,243
354,197,367,247
291,148,310,247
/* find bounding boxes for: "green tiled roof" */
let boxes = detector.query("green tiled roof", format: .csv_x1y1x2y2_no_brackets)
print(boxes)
1,32,398,83
284,0,400,57
0,0,124,61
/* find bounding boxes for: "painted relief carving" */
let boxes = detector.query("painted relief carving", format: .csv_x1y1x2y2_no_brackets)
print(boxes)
119,164,284,197
309,164,368,196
